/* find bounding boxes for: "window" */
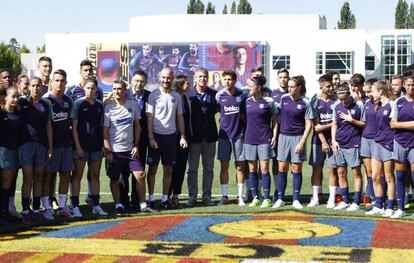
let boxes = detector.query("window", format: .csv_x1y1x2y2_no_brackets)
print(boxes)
381,35,412,80
315,51,353,75
365,56,375,71
272,55,290,70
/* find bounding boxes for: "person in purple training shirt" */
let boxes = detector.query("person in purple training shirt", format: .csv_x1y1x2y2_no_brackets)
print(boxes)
308,74,337,209
390,74,414,219
273,75,314,210
178,43,199,86
331,83,365,212
244,76,277,208
366,80,396,217
233,46,251,90
216,70,247,206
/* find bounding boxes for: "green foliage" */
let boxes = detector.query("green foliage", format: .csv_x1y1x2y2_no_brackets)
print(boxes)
337,1,356,29
206,2,216,14
0,42,22,76
187,0,196,14
222,4,228,14
409,3,414,28
237,0,252,14
395,0,409,29
20,44,31,54
36,44,46,53
231,1,237,14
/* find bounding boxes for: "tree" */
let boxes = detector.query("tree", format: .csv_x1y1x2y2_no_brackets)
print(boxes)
20,44,31,53
8,38,20,53
0,42,21,76
408,3,414,28
231,1,237,14
206,2,215,14
337,1,356,29
194,0,205,14
395,0,409,28
237,0,252,14
36,44,46,53
187,0,196,14
222,4,228,14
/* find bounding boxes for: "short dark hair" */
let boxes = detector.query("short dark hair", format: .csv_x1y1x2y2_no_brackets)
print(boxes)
251,66,263,73
222,70,237,81
365,77,380,86
0,68,12,75
404,64,414,76
132,70,147,80
277,68,289,76
38,56,52,63
391,74,403,81
336,83,350,94
80,59,93,68
290,75,306,96
172,75,188,93
113,80,127,89
85,77,98,87
319,74,332,83
349,73,365,87
250,76,266,87
53,69,67,80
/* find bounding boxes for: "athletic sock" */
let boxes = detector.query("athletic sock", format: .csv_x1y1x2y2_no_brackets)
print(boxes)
249,172,258,198
71,196,80,208
386,199,394,210
0,188,9,213
41,196,51,210
262,173,271,199
328,186,336,202
22,197,30,211
375,195,384,209
140,202,147,209
161,194,168,202
149,194,155,202
33,196,41,211
258,179,263,197
221,184,229,197
244,179,251,192
312,186,319,201
366,176,374,200
277,172,288,200
340,187,350,204
396,171,405,210
58,194,67,209
237,183,243,198
92,195,100,206
292,172,302,201
353,191,361,205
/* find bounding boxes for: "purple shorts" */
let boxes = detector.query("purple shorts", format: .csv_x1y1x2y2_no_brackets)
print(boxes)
107,151,144,180
147,133,177,166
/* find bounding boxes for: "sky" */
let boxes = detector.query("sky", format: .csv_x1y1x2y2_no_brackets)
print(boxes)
1,0,407,50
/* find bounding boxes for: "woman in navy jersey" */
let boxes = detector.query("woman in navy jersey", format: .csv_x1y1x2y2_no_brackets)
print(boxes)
0,88,24,222
390,74,414,218
366,80,396,217
274,75,314,209
18,77,53,223
244,76,277,208
71,78,107,217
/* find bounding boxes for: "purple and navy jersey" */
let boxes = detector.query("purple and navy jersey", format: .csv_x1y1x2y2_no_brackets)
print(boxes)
271,88,287,105
209,84,224,92
234,69,252,90
332,99,365,149
0,110,24,150
44,93,73,148
311,96,335,145
72,98,104,152
276,94,315,136
18,97,53,147
245,96,276,145
129,52,161,83
362,100,377,139
374,101,394,150
216,89,247,140
390,96,414,148
162,54,181,75
178,52,199,77
65,84,104,102
40,84,49,97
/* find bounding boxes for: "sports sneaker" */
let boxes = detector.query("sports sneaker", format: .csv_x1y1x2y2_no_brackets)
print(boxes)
187,197,196,207
202,197,215,206
85,196,93,206
217,197,229,206
115,206,127,216
292,200,303,209
365,206,384,215
44,209,54,220
346,203,360,212
141,206,160,213
22,211,31,225
243,193,253,203
149,201,156,209
9,205,22,219
51,198,59,210
249,197,261,207
32,211,44,221
272,199,285,208
390,209,405,219
92,205,108,216
171,196,181,208
334,202,350,210
307,198,319,207
383,209,394,217
57,207,74,218
72,206,82,217
260,199,271,208
159,201,174,209
326,200,336,209
237,197,245,207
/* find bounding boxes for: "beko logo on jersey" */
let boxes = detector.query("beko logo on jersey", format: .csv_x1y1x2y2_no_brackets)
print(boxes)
320,113,332,119
224,105,240,115
53,112,68,122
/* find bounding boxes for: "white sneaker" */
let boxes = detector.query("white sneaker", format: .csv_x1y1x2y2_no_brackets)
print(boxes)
390,209,405,219
334,202,350,210
217,197,229,206
57,207,74,218
272,199,285,208
237,198,246,207
326,199,335,209
292,200,303,209
72,206,82,217
346,203,360,212
365,206,384,215
383,209,394,217
92,205,108,216
44,209,54,220
307,199,319,207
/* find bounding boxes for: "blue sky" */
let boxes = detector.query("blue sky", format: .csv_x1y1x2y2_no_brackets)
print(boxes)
1,0,405,50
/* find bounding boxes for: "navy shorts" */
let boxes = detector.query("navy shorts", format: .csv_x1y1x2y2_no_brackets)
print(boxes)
0,147,19,170
106,151,144,181
19,142,48,167
74,150,102,162
147,133,177,166
48,147,74,173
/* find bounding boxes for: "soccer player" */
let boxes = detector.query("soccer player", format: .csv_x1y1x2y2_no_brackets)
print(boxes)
349,73,367,102
0,88,24,223
366,80,396,217
331,71,341,92
146,67,187,209
169,75,191,207
130,45,162,83
0,68,13,89
331,84,365,211
37,56,53,96
15,74,30,98
244,76,277,208
43,69,74,218
390,74,414,218
71,78,107,217
19,77,53,223
391,74,404,98
216,70,247,206
162,46,182,76
233,46,251,89
273,75,314,209
187,68,218,206
178,43,199,85
210,72,224,92
308,74,337,208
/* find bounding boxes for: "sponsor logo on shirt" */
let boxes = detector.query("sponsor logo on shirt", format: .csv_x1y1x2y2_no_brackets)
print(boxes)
223,105,240,115
53,111,69,122
116,117,132,126
320,113,332,120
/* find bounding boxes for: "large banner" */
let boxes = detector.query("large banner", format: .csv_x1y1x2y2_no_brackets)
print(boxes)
88,41,262,92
